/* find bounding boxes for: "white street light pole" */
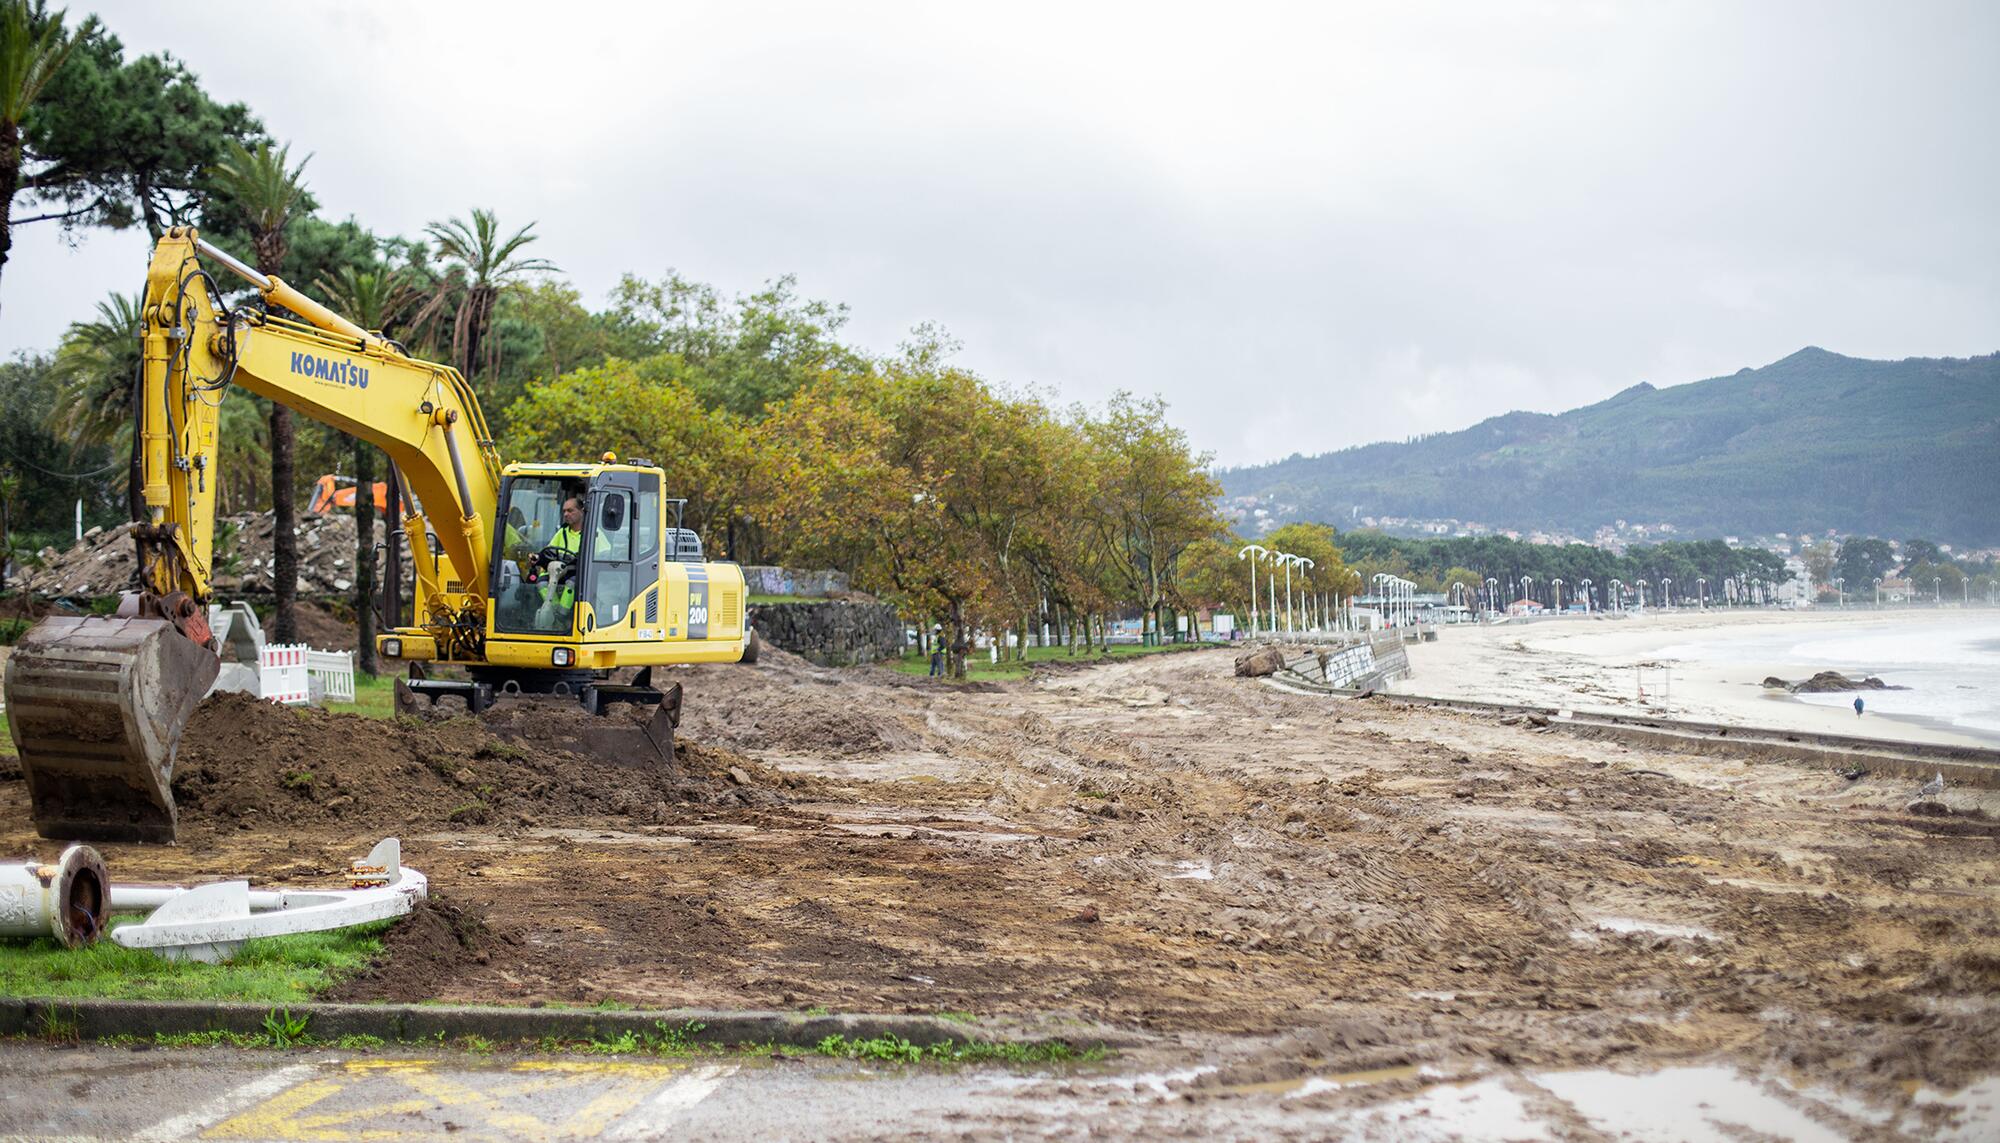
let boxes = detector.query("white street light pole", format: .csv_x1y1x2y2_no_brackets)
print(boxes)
1580,577,1594,614
1236,545,1267,637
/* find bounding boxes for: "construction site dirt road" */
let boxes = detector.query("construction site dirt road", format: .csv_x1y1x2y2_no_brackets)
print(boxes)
3,647,1994,1130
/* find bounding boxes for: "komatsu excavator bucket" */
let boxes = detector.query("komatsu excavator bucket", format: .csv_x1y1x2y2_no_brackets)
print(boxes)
3,614,220,843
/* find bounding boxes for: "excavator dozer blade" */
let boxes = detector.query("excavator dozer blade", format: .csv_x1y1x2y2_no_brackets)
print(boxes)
3,616,220,843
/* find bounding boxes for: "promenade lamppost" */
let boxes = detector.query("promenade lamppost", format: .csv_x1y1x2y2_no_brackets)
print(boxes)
1268,551,1286,634
1662,577,1673,610
1935,576,1942,607
1551,577,1565,614
1520,576,1534,617
1834,576,1844,607
1484,577,1499,622
1285,554,1314,634
1236,544,1268,636
1874,576,1883,607
1580,577,1594,614
1609,578,1623,613
1697,577,1707,610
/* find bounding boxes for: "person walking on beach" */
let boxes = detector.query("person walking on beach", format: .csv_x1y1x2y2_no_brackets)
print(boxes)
1854,696,1865,717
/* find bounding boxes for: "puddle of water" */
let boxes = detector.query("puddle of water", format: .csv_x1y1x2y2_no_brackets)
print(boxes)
1585,916,1719,941
1348,1078,1543,1140
1909,1076,2000,1142
1534,1065,1846,1143
1283,1064,1427,1098
1167,860,1214,881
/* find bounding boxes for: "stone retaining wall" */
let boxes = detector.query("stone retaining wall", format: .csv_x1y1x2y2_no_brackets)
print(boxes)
742,565,851,598
748,600,904,666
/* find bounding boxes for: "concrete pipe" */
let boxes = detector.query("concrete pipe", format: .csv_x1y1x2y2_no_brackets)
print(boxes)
0,844,109,947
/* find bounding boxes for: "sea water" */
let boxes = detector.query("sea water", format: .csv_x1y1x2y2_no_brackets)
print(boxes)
1655,616,2000,744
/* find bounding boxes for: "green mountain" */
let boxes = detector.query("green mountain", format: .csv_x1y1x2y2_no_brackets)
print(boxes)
1219,348,2000,546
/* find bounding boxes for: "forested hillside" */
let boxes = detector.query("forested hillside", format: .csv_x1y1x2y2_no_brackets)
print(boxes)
1220,349,2000,545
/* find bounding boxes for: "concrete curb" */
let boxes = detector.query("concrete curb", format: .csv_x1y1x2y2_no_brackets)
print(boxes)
0,997,1133,1050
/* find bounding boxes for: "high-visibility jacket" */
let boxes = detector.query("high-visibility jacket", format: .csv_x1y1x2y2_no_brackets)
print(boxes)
548,525,582,560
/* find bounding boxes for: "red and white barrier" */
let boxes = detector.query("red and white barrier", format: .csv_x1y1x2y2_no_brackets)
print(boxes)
258,643,312,706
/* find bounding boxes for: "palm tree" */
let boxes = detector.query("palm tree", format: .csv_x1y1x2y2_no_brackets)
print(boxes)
47,290,141,447
425,209,556,384
0,1,94,305
211,139,311,642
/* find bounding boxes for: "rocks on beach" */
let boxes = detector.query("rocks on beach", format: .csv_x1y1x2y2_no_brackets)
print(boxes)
1761,670,1906,694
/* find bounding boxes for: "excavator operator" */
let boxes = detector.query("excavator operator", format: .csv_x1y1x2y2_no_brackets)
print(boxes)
524,492,599,614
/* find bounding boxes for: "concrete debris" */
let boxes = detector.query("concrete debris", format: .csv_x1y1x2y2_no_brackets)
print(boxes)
22,513,402,599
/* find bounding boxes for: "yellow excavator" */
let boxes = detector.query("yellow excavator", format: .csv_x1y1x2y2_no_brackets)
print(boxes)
3,228,757,843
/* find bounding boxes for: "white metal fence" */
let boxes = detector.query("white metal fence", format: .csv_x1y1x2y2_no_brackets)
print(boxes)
307,649,356,704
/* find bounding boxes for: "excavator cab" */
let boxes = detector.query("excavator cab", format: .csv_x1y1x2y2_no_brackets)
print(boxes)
492,475,588,636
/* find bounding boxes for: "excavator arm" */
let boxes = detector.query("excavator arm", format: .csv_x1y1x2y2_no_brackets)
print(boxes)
4,227,503,841
133,229,502,616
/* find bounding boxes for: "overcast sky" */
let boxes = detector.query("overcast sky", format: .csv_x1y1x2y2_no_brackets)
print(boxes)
3,1,1994,468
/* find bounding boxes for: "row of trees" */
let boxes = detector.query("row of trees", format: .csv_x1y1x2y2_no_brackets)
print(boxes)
1303,532,1794,611
1804,537,1999,602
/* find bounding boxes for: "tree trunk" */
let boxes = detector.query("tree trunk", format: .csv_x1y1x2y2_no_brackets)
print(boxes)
948,599,967,680
255,238,299,644
270,403,298,643
0,120,19,303
354,439,377,675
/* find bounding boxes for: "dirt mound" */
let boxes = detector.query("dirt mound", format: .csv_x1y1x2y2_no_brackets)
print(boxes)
675,652,931,756
169,692,794,839
324,895,500,1003
290,600,357,652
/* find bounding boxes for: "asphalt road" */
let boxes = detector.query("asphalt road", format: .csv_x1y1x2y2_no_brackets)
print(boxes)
5,1042,1995,1140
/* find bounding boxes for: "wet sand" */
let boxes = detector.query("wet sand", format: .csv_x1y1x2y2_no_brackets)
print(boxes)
1391,608,1998,748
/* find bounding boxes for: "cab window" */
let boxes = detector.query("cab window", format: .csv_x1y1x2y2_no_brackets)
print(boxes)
492,476,581,635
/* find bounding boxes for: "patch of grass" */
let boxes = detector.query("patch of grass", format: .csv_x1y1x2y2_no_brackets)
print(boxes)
0,711,13,756
0,615,30,644
281,769,315,792
748,593,826,605
34,1004,80,1045
327,671,398,719
802,1004,830,1017
0,919,392,1003
890,640,1210,681
812,1033,1107,1066
576,1020,708,1057
262,1007,311,1047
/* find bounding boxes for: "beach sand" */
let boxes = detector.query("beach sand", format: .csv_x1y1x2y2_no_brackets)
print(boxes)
1392,607,1996,748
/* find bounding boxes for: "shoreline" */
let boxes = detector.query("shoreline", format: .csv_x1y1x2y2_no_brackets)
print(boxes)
1390,607,2000,749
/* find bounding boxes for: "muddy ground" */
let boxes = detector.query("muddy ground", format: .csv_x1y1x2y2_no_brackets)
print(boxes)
3,647,1996,1118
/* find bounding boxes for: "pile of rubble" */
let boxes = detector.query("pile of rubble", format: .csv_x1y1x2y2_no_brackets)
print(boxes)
22,512,398,600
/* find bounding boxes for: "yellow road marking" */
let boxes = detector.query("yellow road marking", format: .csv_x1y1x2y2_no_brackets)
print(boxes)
203,1058,703,1141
